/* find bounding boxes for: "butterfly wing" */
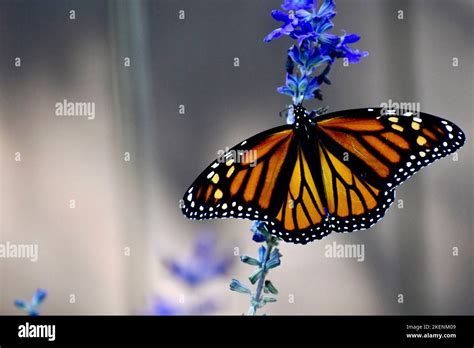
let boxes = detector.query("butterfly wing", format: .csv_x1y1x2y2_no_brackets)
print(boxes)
181,124,331,244
181,125,297,222
312,107,465,235
182,107,465,245
316,108,465,189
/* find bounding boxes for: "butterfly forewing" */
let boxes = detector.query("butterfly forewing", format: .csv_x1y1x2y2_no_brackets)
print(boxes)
316,108,465,190
181,126,296,222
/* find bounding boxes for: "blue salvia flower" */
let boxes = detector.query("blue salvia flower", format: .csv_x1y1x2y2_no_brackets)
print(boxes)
230,279,251,294
316,0,337,19
263,10,301,43
281,0,315,11
231,220,281,314
265,0,336,45
266,248,282,269
321,31,369,63
250,221,267,242
265,0,368,107
14,288,47,316
277,73,320,104
258,246,266,264
288,41,331,74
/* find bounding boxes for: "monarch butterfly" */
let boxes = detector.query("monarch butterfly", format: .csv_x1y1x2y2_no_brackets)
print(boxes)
181,106,465,244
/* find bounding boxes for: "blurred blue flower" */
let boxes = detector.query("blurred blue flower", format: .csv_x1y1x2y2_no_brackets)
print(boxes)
143,233,232,316
147,296,218,315
165,234,233,287
191,299,218,314
148,297,182,315
14,288,47,316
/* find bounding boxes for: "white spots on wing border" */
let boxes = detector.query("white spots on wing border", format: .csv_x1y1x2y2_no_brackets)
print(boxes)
382,117,465,190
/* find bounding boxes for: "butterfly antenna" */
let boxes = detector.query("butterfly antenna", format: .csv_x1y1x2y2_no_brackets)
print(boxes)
279,106,292,119
315,106,329,116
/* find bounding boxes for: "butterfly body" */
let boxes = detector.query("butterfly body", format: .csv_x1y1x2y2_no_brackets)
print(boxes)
181,106,465,244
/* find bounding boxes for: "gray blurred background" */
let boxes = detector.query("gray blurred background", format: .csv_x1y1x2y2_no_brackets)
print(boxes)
0,0,472,315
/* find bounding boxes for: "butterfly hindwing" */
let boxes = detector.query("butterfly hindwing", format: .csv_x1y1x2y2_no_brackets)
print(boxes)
266,142,330,243
317,140,396,236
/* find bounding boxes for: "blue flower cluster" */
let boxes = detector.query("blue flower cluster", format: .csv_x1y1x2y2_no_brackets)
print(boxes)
166,233,233,287
264,0,368,108
145,233,233,315
14,288,47,316
250,221,267,242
